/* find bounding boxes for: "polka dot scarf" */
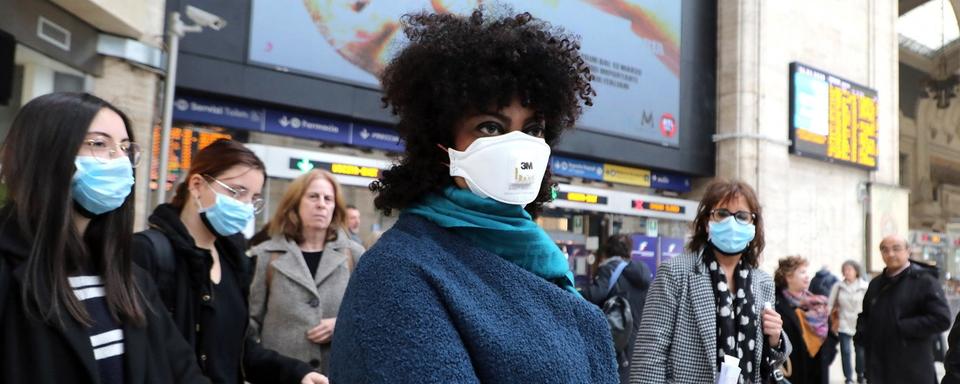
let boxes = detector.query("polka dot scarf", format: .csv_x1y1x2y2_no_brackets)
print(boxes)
705,251,758,383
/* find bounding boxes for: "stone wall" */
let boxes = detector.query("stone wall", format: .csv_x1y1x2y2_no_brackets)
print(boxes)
716,0,900,274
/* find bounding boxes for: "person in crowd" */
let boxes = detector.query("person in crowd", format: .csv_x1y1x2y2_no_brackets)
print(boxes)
132,139,327,384
774,255,829,384
327,8,618,383
344,205,362,244
248,169,364,375
807,264,840,370
630,179,791,384
809,265,839,297
583,234,652,383
0,92,207,383
945,293,960,384
856,235,950,383
828,260,868,384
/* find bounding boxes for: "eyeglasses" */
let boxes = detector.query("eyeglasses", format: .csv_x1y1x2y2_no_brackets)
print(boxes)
710,208,756,225
83,138,142,167
203,174,265,214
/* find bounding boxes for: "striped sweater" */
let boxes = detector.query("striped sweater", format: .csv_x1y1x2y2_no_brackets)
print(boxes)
69,275,124,384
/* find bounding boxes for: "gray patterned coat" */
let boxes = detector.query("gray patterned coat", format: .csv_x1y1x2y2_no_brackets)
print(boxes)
629,250,791,384
247,231,364,375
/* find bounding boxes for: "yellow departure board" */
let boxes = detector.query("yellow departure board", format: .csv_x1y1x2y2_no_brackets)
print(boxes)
790,62,878,170
150,126,232,191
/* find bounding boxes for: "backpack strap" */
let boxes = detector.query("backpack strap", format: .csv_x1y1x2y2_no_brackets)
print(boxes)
606,260,629,295
138,228,176,309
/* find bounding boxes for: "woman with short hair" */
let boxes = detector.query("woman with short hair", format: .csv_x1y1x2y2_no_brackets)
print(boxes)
774,255,830,384
828,259,868,384
631,179,791,384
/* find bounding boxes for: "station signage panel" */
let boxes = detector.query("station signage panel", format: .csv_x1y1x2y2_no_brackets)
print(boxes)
172,93,404,152
556,191,609,205
288,158,382,179
631,200,686,214
789,62,878,169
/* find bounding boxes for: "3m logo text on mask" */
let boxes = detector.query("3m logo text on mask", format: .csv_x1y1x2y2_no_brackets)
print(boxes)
515,161,536,183
447,131,551,205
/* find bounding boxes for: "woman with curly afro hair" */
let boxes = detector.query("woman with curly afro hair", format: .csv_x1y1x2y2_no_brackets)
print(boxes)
328,7,618,383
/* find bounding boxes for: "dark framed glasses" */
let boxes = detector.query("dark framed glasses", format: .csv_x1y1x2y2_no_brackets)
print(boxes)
710,208,756,225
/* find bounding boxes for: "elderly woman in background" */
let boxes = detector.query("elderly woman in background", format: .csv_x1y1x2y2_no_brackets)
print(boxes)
774,255,830,384
248,169,364,375
828,260,868,384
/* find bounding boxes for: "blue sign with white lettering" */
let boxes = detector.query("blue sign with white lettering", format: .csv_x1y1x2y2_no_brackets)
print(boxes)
550,156,604,181
263,109,351,144
650,172,691,192
172,93,404,153
352,123,404,152
631,235,660,277
172,94,264,131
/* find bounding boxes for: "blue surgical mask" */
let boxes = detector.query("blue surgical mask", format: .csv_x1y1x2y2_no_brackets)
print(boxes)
708,217,756,254
197,187,255,236
72,156,134,215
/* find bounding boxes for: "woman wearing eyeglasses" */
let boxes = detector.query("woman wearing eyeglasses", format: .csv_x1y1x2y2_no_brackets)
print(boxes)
247,169,364,375
630,179,791,384
132,139,327,384
0,92,208,383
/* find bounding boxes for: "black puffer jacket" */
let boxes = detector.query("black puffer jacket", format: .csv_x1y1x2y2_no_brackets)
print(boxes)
856,262,950,384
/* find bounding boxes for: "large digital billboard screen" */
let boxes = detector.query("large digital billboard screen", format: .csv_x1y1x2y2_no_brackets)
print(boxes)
789,62,879,170
248,0,682,147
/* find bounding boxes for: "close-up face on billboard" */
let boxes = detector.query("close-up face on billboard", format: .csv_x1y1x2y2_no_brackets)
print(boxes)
248,0,682,147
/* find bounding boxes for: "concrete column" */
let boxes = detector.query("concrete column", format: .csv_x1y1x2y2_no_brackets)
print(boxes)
716,0,900,273
92,57,161,230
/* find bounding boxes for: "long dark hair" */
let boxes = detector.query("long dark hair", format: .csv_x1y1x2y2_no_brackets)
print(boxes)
688,179,766,268
1,92,145,327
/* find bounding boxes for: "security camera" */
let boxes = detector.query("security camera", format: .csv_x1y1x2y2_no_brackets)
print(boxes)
185,5,226,31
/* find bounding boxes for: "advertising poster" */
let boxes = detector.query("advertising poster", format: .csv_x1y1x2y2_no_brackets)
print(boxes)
659,237,685,270
249,0,682,146
561,243,590,289
630,235,659,276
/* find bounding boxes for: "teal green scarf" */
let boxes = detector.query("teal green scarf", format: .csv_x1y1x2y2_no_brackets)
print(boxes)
406,187,580,297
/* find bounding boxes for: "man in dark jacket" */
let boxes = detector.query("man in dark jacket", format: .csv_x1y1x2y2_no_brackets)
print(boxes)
582,234,652,383
944,313,960,384
856,235,951,384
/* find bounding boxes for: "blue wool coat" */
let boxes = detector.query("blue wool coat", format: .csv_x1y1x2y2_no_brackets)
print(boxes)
328,214,618,383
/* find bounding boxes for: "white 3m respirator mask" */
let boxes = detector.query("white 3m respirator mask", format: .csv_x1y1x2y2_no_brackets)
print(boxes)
448,131,551,205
